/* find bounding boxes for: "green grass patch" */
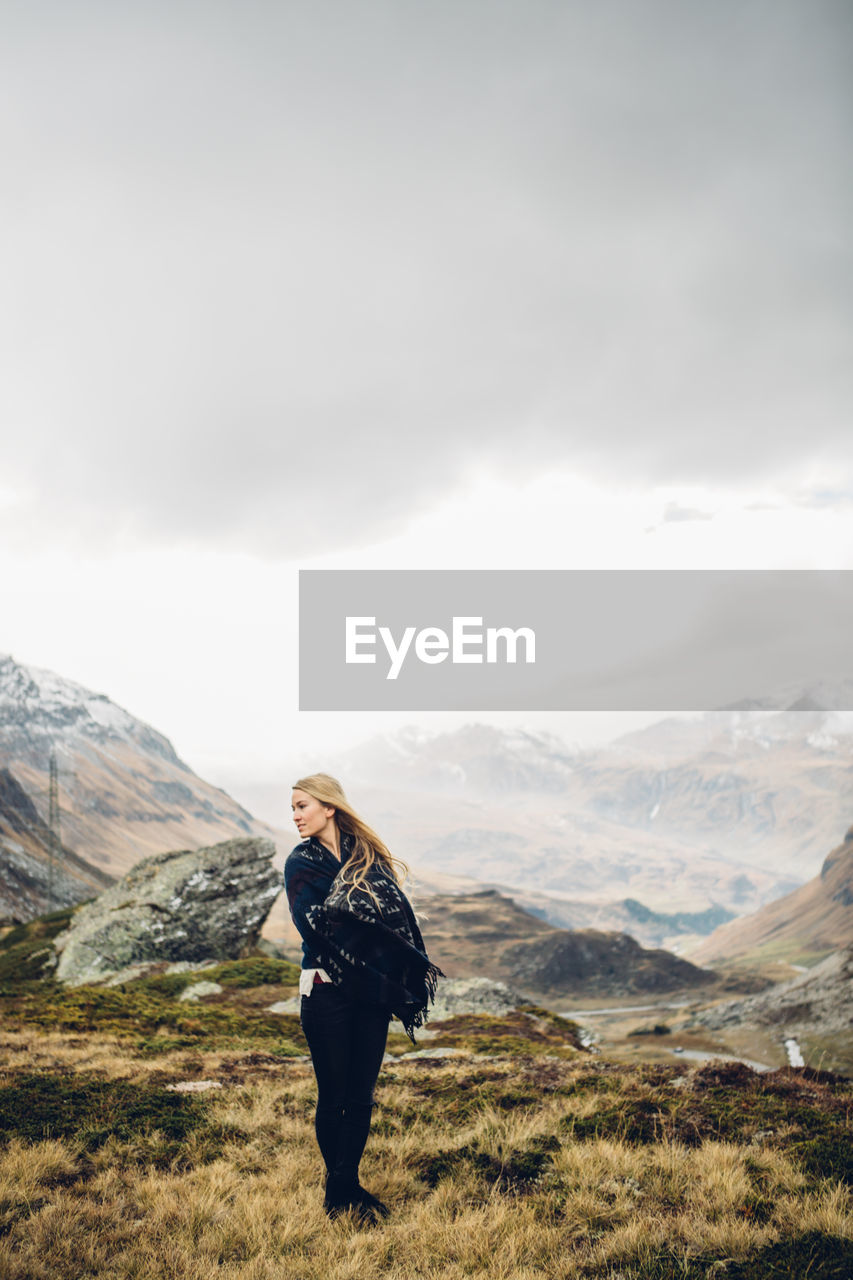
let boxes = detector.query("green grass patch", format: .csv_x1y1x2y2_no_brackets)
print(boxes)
612,1233,853,1280
413,1132,560,1191
2,980,306,1055
568,1095,676,1145
0,933,306,1054
0,1071,246,1165
135,956,301,999
420,1009,582,1058
726,1231,853,1279
790,1133,853,1187
558,1062,853,1176
0,909,74,991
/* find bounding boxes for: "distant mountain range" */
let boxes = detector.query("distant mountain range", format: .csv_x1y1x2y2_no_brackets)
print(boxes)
2,654,849,967
333,711,852,935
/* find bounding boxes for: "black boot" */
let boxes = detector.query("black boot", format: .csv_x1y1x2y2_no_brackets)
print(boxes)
325,1170,389,1224
352,1185,390,1220
324,1172,358,1219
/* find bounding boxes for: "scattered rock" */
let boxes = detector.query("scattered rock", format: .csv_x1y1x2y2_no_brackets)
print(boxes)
270,976,526,1026
52,837,280,986
165,960,221,975
255,938,287,959
179,981,224,1002
267,997,301,1014
165,1080,223,1092
100,958,221,987
102,965,154,987
396,1047,468,1060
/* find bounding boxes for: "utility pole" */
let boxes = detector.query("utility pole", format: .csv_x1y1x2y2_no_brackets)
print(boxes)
47,750,61,913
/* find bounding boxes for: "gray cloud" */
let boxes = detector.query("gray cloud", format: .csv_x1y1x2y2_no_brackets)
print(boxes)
661,504,715,524
1,1,851,557
793,489,853,509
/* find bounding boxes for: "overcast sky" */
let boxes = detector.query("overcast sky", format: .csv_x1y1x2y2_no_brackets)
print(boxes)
1,2,851,810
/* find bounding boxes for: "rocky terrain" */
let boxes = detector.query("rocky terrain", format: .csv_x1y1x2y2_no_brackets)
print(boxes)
0,655,283,902
6,651,850,943
692,945,853,1041
4,653,850,1029
692,825,853,966
32,846,715,1003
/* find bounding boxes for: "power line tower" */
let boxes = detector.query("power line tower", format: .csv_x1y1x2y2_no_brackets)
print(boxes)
46,750,61,913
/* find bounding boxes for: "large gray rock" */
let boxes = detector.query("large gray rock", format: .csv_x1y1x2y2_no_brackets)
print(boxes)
52,837,280,986
692,946,853,1037
428,976,526,1022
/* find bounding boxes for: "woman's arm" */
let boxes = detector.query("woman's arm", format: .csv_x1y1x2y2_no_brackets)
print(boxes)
284,849,335,947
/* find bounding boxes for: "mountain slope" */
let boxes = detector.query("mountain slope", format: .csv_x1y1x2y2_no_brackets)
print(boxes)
690,825,853,965
0,654,281,891
0,768,114,921
695,944,853,1038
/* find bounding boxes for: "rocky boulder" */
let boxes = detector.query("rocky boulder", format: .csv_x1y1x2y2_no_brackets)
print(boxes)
692,945,853,1038
428,976,526,1021
53,837,280,986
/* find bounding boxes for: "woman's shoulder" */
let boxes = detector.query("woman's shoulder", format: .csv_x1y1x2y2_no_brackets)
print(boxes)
284,840,335,877
285,840,314,868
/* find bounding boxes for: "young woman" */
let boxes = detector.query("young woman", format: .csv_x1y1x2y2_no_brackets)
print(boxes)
284,773,442,1222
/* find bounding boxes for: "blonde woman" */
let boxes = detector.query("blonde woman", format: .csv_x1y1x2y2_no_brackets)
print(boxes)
284,773,442,1222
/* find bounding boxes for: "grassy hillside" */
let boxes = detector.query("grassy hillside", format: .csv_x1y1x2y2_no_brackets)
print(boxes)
0,916,851,1279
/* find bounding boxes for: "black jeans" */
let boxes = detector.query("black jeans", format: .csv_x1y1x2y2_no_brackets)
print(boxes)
300,982,391,1184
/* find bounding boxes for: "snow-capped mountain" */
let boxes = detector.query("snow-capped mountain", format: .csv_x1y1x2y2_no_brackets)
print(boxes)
721,677,853,714
0,654,280,892
335,722,581,795
329,705,852,934
0,655,185,769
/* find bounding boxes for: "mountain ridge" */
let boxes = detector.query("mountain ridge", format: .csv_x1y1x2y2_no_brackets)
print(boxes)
416,887,717,1000
690,825,853,965
0,655,283,906
329,711,852,926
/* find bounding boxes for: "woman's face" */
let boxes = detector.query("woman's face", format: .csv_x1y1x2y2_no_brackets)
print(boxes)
291,788,337,841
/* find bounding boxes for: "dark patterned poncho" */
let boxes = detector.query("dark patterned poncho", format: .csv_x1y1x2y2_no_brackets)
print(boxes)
284,834,443,1042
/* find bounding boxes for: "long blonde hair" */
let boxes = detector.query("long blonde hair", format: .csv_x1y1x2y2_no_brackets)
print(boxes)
292,773,408,901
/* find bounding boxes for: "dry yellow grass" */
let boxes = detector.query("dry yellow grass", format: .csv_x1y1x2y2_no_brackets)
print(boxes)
0,1026,851,1279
